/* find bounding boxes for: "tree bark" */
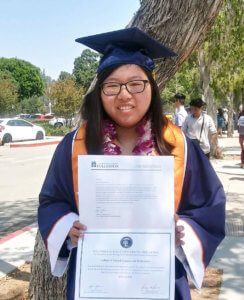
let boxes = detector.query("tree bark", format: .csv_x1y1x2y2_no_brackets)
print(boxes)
29,231,67,300
226,91,234,137
30,0,224,298
128,0,224,91
197,45,217,125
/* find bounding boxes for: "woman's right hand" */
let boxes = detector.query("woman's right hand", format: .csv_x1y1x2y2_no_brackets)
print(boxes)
68,221,87,247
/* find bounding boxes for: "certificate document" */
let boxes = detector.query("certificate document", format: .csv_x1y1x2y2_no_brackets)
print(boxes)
75,155,175,300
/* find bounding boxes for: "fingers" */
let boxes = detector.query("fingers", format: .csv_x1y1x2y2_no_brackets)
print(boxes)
174,214,179,222
73,220,87,231
68,221,87,247
175,215,185,247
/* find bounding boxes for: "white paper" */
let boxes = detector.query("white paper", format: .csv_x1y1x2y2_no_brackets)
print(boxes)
75,155,175,300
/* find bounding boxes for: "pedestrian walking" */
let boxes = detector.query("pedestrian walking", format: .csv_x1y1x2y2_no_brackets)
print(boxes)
174,93,188,128
223,108,228,133
217,108,226,137
238,109,244,168
182,98,221,159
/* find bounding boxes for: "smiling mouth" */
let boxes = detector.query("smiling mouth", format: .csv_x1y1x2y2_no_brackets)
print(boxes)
118,106,134,111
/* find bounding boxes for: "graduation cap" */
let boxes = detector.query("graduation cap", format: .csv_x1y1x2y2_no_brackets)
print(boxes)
75,27,177,75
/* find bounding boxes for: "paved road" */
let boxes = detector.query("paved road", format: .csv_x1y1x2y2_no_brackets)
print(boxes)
0,145,57,238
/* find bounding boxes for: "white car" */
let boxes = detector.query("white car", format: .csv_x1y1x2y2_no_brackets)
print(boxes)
0,118,45,145
49,117,66,127
49,117,74,127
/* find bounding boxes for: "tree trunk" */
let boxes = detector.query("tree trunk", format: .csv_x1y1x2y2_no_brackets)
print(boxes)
29,231,67,300
226,91,234,137
197,45,217,125
128,0,224,91
30,0,224,298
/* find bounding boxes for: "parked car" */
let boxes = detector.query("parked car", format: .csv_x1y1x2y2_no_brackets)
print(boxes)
36,114,54,120
49,117,74,127
0,118,45,145
49,117,66,127
29,114,43,120
18,114,31,119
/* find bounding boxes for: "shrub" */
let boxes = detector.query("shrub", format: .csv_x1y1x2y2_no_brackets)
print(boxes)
30,120,71,136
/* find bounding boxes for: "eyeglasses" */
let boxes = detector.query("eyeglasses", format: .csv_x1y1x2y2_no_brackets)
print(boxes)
100,80,149,96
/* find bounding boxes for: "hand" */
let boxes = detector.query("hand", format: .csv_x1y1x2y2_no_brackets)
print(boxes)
215,146,222,158
68,221,87,246
174,214,185,247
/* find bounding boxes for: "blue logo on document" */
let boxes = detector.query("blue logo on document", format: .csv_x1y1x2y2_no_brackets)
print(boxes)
120,236,133,248
91,161,96,167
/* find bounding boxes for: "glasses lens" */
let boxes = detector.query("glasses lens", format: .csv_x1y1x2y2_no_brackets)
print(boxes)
103,83,120,95
127,80,145,94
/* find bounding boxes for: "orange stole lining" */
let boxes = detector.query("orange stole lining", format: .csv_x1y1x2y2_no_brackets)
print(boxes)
71,121,185,212
71,124,87,211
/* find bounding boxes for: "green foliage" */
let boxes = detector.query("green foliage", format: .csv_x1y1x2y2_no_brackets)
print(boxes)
73,49,100,91
0,57,45,100
31,120,70,136
0,70,19,117
49,79,83,119
58,71,75,81
161,53,200,107
202,0,243,107
20,96,45,114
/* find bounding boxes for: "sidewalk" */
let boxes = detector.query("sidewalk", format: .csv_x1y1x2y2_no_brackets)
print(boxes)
209,132,244,299
0,133,243,298
2,136,63,148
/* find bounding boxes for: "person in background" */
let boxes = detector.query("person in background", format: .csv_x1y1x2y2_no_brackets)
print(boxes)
182,98,221,159
217,108,226,137
223,108,228,133
38,28,225,300
174,93,188,128
238,109,244,168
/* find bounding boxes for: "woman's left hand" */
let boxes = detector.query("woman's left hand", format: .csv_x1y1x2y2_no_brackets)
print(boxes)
174,214,185,247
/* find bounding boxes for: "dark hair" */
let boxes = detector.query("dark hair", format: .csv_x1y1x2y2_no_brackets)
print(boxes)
174,93,185,105
81,64,172,155
218,108,224,117
189,98,205,108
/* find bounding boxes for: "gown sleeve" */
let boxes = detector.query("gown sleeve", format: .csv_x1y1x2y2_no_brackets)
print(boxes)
175,137,226,289
38,131,79,277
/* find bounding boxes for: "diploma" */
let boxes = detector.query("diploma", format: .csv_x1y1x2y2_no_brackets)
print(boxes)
75,155,175,300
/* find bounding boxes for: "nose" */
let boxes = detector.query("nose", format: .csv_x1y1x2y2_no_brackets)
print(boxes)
117,84,132,100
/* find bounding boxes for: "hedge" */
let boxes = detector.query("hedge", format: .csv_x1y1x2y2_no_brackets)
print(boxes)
30,120,71,136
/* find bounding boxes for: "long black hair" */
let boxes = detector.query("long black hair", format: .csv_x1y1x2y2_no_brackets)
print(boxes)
81,64,172,155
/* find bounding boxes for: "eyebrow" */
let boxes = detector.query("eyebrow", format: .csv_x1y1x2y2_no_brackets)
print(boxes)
104,75,145,82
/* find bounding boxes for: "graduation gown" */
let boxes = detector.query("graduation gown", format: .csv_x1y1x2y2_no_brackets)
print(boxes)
38,122,225,300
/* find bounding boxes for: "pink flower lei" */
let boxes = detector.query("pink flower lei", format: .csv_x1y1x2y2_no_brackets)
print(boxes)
102,117,155,155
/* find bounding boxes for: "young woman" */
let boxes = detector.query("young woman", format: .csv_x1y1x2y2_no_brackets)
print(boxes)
38,28,225,300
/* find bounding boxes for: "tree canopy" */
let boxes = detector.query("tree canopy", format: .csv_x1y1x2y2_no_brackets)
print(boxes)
72,49,100,92
0,57,45,100
21,96,45,114
49,79,83,120
0,71,19,116
58,71,75,81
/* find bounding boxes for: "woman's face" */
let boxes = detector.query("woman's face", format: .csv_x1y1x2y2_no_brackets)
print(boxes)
100,64,152,129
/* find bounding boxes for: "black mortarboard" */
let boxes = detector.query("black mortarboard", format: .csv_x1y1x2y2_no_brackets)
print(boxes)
75,27,177,75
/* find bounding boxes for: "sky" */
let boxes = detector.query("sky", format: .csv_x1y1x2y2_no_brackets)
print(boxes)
0,0,140,79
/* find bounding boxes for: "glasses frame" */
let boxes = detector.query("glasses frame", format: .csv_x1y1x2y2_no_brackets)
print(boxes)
100,80,149,96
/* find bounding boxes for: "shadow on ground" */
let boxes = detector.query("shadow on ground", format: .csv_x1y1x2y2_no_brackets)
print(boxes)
0,197,38,239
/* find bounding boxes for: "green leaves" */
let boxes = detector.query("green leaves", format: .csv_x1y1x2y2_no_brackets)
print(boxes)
72,49,100,91
49,79,83,121
0,58,45,100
